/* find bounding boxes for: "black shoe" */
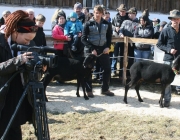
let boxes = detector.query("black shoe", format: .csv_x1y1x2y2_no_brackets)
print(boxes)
71,46,77,51
101,90,114,96
87,92,94,98
164,101,170,107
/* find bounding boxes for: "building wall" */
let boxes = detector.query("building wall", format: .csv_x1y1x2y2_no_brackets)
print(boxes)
0,0,179,13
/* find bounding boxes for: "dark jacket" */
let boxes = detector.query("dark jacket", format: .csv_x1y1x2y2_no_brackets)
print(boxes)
134,24,154,50
112,12,129,32
157,26,180,61
0,33,33,127
81,18,112,52
119,18,139,37
0,17,4,27
77,12,85,24
33,27,46,46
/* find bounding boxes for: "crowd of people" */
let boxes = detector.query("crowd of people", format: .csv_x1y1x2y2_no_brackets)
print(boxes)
0,1,180,139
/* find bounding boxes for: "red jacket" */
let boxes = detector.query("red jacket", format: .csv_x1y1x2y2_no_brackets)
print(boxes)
52,25,68,50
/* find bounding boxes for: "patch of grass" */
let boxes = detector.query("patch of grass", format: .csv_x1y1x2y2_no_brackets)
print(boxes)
22,111,180,140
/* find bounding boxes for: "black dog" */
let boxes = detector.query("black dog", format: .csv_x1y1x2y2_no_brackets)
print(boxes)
124,55,180,107
43,54,96,101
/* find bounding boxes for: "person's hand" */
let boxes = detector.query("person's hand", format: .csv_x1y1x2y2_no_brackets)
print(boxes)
42,65,47,72
67,37,71,41
18,52,34,64
170,49,177,54
115,27,120,32
78,32,82,37
119,34,124,38
103,48,109,54
92,49,97,56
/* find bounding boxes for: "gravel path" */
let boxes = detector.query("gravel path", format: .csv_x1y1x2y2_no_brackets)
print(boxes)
46,84,180,120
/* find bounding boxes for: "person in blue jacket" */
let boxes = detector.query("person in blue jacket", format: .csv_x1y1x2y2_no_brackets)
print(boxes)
64,12,83,51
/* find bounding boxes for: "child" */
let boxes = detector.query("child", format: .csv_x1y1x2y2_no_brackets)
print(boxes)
33,14,47,47
64,12,83,51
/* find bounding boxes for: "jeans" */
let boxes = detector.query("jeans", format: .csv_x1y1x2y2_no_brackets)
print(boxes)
134,49,151,62
71,35,79,47
111,42,123,75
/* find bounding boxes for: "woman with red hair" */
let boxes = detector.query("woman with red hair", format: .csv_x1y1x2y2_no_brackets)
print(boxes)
0,10,38,139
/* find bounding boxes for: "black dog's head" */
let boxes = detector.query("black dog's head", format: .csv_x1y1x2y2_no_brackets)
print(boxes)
83,54,97,69
172,55,180,73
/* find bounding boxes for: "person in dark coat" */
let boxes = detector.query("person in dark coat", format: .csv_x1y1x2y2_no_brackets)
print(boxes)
157,10,180,107
111,4,129,77
81,5,114,97
33,14,47,47
0,10,39,139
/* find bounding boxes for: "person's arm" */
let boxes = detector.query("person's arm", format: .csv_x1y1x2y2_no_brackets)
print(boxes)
106,22,112,48
52,25,68,41
64,22,69,36
81,22,95,50
0,48,32,76
156,30,171,53
142,26,154,38
134,27,141,38
119,20,125,37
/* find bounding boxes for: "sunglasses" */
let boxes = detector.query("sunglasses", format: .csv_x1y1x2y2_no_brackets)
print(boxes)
20,26,38,32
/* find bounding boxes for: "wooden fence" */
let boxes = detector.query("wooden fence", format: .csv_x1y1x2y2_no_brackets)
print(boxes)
45,35,159,85
1,0,180,13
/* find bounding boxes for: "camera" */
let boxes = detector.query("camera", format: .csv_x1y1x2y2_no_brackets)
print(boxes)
11,44,58,81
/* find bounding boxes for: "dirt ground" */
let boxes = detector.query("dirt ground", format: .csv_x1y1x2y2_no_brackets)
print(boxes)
46,79,180,120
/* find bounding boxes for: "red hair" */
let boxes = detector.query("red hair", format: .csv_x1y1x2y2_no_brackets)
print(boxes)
5,10,34,39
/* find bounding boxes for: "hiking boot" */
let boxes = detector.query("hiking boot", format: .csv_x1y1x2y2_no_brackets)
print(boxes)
71,46,77,51
101,90,114,96
164,101,170,107
87,92,94,98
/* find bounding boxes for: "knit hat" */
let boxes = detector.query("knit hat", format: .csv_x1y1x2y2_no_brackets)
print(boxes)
74,2,82,9
117,4,127,11
69,12,78,19
128,7,137,14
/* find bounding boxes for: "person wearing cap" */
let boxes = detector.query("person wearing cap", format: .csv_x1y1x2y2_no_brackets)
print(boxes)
152,18,160,34
157,9,180,107
64,12,83,52
118,7,139,81
73,2,85,24
111,4,129,78
81,5,114,97
0,10,41,139
0,10,11,27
